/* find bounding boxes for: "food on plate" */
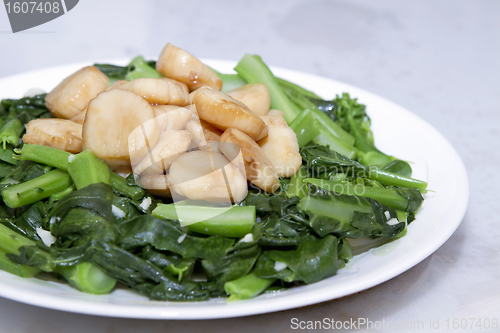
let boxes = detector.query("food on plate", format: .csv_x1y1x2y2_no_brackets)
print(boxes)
156,43,222,91
227,83,271,116
192,88,268,141
168,150,248,204
219,128,279,193
22,118,83,153
0,42,427,302
113,77,190,106
45,66,109,119
132,129,192,176
258,109,302,178
82,89,159,171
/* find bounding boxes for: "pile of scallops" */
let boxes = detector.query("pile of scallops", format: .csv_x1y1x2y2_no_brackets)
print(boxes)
23,43,302,204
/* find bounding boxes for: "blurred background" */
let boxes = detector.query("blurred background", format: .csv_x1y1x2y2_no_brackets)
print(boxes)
0,0,499,332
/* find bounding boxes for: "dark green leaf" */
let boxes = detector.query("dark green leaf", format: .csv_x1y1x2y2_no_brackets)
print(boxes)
266,233,339,284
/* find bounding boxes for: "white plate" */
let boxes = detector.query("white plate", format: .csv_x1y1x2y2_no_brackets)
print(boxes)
0,59,468,319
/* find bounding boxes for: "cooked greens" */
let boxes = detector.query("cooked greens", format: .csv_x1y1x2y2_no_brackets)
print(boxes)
0,52,426,302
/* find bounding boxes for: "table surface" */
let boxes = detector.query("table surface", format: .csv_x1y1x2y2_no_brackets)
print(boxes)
0,0,498,332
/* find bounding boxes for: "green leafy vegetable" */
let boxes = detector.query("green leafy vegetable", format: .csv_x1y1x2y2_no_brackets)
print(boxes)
0,52,427,303
95,56,161,84
301,144,427,192
224,271,275,300
67,150,111,190
265,233,340,284
152,204,256,238
2,169,72,208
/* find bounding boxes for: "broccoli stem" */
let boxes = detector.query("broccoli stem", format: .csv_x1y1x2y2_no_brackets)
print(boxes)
0,118,24,149
234,54,301,123
224,271,275,300
67,150,110,190
289,109,321,147
305,178,416,212
208,67,247,93
57,262,117,295
20,144,72,170
152,204,256,238
286,166,308,198
2,169,72,208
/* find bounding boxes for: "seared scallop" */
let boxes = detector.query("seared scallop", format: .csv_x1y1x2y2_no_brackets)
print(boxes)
45,66,109,119
168,150,247,204
192,88,268,141
219,128,279,193
82,89,159,171
227,83,271,116
258,110,302,177
23,118,83,153
156,43,222,91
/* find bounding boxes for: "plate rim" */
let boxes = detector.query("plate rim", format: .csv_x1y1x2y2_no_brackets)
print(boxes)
0,59,469,319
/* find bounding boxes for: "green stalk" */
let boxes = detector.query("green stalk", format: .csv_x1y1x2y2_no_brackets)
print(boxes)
382,160,413,178
283,84,355,146
165,258,196,281
310,107,355,146
67,150,110,190
0,223,52,273
48,185,75,204
277,77,322,99
358,151,393,167
110,173,145,200
208,67,247,93
305,178,414,212
289,109,321,147
225,271,275,300
0,224,42,277
0,249,40,278
152,204,256,238
21,144,144,199
370,168,427,192
126,56,162,81
20,144,72,170
57,262,117,294
286,166,308,198
2,169,72,208
234,54,301,123
0,118,24,149
298,194,373,225
0,224,116,293
313,131,357,159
